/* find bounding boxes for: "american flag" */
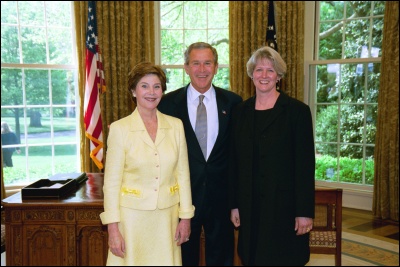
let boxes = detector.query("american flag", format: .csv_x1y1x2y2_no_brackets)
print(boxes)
84,1,105,170
266,1,278,51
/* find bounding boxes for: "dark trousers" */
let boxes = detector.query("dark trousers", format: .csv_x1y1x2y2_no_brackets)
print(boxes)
2,149,13,167
182,204,234,266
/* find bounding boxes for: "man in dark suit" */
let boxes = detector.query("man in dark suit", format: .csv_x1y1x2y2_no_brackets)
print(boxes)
158,42,242,266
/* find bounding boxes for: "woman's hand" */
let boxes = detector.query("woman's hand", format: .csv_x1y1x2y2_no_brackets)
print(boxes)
295,217,313,235
231,208,240,227
175,219,191,246
107,223,126,258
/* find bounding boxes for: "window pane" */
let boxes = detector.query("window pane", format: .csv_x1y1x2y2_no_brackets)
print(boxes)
55,145,77,172
340,104,364,145
184,2,207,29
161,30,184,65
319,2,344,21
53,108,77,128
160,0,229,94
1,25,20,63
344,19,370,59
184,29,207,47
2,1,79,187
18,1,45,26
48,27,74,64
165,68,186,93
318,21,343,60
1,68,23,105
46,2,72,27
316,64,339,103
366,62,380,103
208,1,229,27
373,1,385,15
316,105,338,143
27,145,53,179
51,70,76,105
315,145,339,182
365,105,377,144
210,29,229,64
160,1,183,29
371,18,384,55
214,68,229,90
21,26,47,63
339,151,363,184
1,1,18,24
311,1,384,188
341,64,365,103
26,108,51,144
25,69,50,105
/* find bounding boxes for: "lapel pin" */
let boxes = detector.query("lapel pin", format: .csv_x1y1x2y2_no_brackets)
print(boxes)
222,110,227,115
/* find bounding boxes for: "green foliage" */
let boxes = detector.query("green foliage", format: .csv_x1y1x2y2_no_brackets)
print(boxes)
316,155,374,185
3,154,76,184
2,116,78,185
160,1,229,90
1,117,76,134
315,1,382,166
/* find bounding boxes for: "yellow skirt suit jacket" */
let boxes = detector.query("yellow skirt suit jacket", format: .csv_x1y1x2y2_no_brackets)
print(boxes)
100,109,194,265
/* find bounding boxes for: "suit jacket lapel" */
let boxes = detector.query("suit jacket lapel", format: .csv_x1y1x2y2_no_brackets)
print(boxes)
208,87,230,158
172,85,206,162
130,110,155,149
130,109,170,149
154,110,167,147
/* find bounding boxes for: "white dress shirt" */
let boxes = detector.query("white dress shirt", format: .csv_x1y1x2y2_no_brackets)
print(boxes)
187,84,219,160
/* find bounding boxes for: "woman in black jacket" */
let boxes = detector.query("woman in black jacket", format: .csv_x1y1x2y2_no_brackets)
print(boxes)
229,46,315,266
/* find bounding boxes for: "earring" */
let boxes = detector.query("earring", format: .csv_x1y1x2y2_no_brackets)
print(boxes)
133,93,136,97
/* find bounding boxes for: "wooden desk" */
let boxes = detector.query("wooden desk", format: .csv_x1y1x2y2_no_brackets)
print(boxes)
2,173,108,266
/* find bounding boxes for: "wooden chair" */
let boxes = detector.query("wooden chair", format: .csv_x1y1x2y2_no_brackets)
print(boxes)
1,205,5,253
309,188,343,266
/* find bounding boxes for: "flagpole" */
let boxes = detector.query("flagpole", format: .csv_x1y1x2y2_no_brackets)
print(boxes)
84,1,106,170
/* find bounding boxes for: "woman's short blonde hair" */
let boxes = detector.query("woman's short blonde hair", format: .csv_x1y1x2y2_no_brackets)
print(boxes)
246,46,287,79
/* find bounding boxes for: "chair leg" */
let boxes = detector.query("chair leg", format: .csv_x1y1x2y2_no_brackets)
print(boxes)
335,252,341,266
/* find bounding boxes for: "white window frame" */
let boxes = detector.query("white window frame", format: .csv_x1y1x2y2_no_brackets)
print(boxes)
304,2,384,210
154,1,229,92
1,1,80,193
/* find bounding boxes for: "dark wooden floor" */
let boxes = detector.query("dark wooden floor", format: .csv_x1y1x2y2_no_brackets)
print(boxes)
342,207,399,241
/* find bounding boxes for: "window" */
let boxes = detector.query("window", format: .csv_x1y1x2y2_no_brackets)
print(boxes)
305,1,385,191
1,1,79,187
157,1,229,92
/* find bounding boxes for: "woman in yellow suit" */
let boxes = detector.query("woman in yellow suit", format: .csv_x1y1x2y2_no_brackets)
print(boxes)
100,62,195,266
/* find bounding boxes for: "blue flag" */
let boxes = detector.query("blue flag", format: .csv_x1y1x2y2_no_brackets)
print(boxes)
266,1,278,51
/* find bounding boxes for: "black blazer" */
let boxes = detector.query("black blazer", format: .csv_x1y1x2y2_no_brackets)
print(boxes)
229,92,315,265
158,84,242,220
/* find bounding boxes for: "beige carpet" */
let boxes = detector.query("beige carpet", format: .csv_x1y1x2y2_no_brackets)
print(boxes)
307,231,399,266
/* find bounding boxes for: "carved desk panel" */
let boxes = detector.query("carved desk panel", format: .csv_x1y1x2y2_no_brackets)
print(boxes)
2,173,108,266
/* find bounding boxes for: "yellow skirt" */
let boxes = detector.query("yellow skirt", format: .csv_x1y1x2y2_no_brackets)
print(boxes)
106,204,181,266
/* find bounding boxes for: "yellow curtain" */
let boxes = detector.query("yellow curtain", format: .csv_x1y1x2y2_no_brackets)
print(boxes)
373,1,399,222
274,1,304,100
229,1,268,100
74,1,155,173
229,1,304,101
